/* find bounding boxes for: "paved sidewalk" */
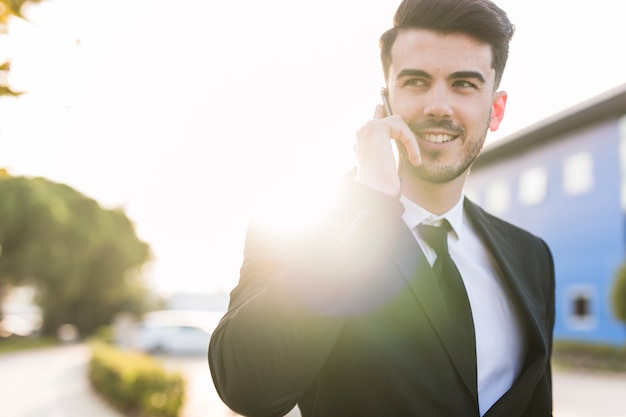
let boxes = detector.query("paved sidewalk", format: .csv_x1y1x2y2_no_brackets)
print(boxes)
2,344,625,417
553,368,626,417
0,344,123,417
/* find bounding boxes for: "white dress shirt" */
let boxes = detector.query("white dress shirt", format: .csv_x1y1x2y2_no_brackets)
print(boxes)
400,195,527,416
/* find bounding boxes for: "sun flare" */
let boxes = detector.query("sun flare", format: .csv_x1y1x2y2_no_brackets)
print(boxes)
251,173,345,237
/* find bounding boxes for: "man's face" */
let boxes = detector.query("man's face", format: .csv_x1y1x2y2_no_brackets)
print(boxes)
387,29,506,184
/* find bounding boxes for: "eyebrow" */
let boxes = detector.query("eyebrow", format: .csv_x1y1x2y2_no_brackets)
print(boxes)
396,69,486,84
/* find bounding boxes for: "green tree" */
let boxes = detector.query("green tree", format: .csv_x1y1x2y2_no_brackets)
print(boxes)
0,176,152,336
1,0,48,97
612,263,626,336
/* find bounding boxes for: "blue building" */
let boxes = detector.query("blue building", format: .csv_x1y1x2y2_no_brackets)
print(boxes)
467,83,626,346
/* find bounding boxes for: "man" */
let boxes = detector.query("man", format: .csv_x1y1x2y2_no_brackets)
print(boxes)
209,0,555,416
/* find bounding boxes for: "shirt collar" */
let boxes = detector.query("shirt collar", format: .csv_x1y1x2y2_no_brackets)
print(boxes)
400,194,465,240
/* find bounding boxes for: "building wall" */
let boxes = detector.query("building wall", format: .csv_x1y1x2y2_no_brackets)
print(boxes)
467,117,626,345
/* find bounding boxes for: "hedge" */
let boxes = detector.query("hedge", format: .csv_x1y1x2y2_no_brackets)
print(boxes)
89,341,186,417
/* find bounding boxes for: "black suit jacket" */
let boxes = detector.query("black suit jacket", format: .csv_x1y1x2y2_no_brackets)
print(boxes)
209,182,555,417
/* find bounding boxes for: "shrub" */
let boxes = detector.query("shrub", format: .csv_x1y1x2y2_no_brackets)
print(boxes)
92,325,115,344
89,341,185,417
612,264,626,328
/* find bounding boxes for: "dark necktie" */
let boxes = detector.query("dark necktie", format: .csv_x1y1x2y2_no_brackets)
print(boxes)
417,221,477,374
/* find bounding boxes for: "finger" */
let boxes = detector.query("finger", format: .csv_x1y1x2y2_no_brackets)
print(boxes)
386,119,421,166
354,119,402,196
373,104,385,119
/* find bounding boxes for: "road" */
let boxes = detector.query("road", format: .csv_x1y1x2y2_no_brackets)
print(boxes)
1,344,625,417
0,344,121,417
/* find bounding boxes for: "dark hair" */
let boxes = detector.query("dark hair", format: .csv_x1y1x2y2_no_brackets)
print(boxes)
380,0,515,88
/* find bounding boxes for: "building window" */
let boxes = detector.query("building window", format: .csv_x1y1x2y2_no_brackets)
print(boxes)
565,285,597,330
485,179,510,215
563,152,594,195
519,166,548,206
573,295,589,318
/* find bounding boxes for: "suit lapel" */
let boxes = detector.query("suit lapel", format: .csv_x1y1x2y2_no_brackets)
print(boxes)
464,199,550,417
463,199,546,348
388,220,479,403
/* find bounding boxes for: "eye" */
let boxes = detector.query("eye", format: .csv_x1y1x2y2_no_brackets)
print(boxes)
404,78,428,88
453,80,478,89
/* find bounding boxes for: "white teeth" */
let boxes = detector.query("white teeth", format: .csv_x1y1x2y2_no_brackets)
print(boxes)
424,134,454,143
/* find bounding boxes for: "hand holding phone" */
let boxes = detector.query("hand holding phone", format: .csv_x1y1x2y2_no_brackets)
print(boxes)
380,87,408,176
353,87,419,196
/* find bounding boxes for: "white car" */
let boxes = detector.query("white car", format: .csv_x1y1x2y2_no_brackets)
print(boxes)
136,323,211,355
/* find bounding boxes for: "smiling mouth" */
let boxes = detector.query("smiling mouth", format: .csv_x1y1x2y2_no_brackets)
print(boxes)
410,120,465,144
421,134,457,144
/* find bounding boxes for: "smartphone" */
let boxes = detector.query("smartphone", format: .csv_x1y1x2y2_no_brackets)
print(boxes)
381,87,393,116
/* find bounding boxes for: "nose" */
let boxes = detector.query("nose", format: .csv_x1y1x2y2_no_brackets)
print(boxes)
422,85,453,119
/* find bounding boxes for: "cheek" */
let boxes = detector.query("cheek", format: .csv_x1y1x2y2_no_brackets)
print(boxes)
448,96,491,126
468,103,496,132
389,97,421,119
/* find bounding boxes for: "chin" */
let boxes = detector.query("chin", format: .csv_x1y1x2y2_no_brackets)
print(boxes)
404,161,468,184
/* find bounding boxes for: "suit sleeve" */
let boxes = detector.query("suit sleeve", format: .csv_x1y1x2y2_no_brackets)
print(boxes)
523,237,556,417
208,182,406,417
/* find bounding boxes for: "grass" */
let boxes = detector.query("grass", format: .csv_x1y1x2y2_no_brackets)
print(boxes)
552,340,626,373
0,336,59,355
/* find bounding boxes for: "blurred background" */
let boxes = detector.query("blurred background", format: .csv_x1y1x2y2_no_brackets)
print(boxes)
1,1,626,417
2,0,626,298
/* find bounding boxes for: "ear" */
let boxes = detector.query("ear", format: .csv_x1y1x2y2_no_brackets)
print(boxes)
489,91,507,132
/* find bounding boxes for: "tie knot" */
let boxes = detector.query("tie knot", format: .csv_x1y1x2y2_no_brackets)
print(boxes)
417,220,451,257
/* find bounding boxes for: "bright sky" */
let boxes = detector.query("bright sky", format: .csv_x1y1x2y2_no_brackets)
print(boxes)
1,0,625,296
